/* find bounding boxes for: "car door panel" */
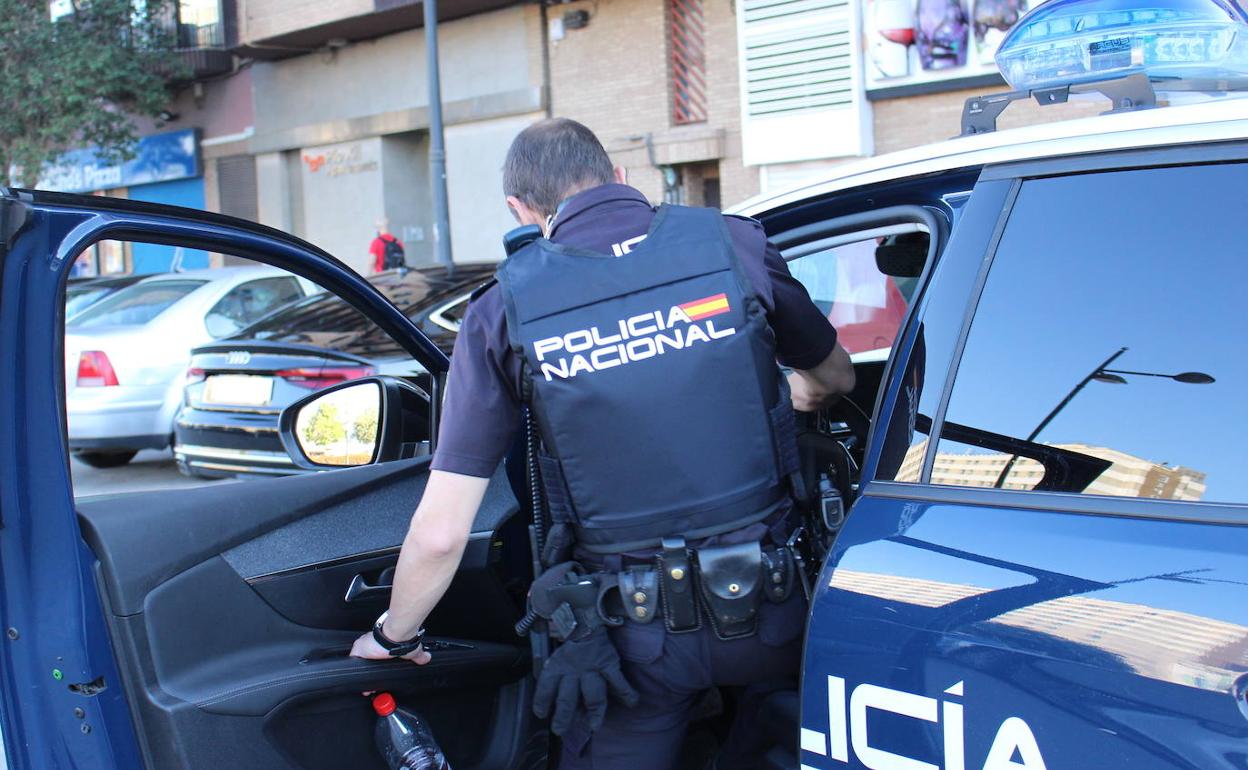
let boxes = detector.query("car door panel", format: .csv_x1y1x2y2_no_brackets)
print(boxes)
78,457,531,769
0,192,540,770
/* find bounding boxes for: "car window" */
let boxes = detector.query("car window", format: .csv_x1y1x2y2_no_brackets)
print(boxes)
65,287,111,319
932,163,1244,503
70,280,207,328
787,235,916,354
205,277,304,338
242,270,456,359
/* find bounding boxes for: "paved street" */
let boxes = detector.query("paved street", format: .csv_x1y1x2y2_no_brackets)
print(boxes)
72,449,232,498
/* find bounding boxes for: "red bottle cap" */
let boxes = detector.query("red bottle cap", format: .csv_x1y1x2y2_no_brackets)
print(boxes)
372,692,397,716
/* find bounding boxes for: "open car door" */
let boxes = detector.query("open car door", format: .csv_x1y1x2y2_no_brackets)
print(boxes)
0,191,540,769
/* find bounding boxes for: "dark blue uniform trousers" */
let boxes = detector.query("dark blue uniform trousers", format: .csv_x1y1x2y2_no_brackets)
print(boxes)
558,593,806,770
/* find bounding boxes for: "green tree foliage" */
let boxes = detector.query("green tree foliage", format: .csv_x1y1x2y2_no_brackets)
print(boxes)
304,404,347,448
352,409,378,446
0,0,186,185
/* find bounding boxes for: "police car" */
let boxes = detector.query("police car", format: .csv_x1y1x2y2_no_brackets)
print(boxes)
0,0,1246,766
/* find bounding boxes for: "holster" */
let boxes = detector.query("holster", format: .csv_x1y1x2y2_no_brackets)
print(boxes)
694,541,764,640
659,537,701,632
618,566,659,624
527,562,604,643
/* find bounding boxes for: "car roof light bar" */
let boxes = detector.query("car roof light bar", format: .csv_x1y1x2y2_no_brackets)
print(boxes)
960,71,1161,137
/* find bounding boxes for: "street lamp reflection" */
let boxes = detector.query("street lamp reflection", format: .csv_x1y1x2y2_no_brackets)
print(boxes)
993,348,1215,488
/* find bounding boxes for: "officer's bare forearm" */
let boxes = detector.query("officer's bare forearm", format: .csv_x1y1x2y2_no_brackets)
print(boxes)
381,470,491,641
788,343,856,411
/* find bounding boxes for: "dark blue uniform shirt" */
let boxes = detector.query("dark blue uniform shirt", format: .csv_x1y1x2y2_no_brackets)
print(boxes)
432,183,838,478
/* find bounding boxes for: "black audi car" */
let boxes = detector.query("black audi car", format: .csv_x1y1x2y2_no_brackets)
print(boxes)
173,264,494,478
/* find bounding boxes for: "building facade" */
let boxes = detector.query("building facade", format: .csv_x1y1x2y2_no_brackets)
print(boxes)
44,0,1104,276
237,0,546,273
538,0,1103,207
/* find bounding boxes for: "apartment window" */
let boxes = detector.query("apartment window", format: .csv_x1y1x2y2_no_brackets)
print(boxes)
670,0,708,124
177,0,223,47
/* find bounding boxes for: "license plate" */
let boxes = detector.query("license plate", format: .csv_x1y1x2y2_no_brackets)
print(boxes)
203,375,274,406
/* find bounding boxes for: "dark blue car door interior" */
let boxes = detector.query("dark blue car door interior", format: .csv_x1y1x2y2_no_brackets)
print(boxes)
0,193,537,770
801,154,1248,770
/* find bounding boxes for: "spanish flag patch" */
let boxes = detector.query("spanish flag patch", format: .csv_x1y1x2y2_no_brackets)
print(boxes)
679,293,730,321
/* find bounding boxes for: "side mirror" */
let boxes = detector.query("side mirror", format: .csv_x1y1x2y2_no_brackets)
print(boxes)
278,376,430,470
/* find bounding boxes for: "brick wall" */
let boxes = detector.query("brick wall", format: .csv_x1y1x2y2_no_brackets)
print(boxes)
537,0,761,209
872,88,1104,155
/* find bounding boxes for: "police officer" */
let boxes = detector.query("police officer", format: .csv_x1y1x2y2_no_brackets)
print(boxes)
352,118,855,769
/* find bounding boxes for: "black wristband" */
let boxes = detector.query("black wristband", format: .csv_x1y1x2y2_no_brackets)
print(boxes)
373,612,426,657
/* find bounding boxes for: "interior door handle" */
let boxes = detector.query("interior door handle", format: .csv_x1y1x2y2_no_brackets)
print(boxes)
344,566,395,603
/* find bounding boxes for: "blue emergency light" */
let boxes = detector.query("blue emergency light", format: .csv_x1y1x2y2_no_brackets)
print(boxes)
995,0,1248,91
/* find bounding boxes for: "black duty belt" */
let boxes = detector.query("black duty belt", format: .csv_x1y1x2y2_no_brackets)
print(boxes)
602,536,797,641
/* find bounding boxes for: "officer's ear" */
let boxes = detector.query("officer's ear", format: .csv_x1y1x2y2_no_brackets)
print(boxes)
613,166,628,185
507,196,545,229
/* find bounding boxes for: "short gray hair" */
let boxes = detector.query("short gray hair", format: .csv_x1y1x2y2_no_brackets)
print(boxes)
503,119,615,219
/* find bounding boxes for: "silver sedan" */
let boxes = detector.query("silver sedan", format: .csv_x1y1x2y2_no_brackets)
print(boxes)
64,266,319,468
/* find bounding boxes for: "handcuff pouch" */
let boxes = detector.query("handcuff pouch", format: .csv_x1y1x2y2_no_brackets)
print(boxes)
694,541,764,640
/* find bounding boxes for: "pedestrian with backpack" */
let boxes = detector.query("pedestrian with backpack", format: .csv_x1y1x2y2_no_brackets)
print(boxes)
369,217,407,273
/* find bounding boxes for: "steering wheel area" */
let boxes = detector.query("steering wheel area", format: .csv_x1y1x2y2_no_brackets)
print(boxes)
815,393,870,457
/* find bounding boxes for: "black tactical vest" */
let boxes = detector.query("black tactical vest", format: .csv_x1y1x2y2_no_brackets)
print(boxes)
497,205,798,554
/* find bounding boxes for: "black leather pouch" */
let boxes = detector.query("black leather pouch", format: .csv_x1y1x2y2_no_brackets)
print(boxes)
618,566,659,624
761,546,795,603
695,541,764,640
659,537,701,632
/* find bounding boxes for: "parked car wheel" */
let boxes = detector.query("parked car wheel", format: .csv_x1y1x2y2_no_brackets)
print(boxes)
73,450,138,468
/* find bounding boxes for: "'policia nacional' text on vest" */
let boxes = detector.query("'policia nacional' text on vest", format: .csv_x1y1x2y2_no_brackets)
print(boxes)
497,205,798,554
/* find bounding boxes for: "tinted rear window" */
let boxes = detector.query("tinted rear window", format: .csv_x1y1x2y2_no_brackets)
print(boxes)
70,280,207,328
240,273,440,358
932,163,1245,503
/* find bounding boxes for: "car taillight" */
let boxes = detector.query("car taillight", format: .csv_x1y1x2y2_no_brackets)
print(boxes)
77,351,119,387
186,367,206,385
276,366,375,390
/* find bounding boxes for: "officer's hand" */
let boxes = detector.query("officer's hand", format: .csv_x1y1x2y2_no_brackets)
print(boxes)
788,370,835,412
349,631,433,664
533,630,639,735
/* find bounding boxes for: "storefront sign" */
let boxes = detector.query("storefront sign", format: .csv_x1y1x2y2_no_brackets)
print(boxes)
301,141,380,178
39,129,201,194
863,0,1028,93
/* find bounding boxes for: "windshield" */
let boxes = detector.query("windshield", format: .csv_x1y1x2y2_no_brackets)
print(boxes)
65,287,111,319
69,280,207,328
788,237,918,355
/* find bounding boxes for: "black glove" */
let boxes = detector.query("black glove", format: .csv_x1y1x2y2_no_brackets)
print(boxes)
532,628,640,736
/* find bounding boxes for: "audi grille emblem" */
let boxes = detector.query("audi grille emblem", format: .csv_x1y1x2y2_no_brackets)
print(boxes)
226,351,252,366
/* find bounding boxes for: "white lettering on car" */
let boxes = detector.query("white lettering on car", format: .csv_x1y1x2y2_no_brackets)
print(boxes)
802,676,1047,770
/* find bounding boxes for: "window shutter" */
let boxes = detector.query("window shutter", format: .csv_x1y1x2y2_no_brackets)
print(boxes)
216,155,258,222
737,0,872,165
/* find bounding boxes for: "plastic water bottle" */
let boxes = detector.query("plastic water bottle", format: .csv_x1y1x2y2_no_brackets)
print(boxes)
372,692,452,770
